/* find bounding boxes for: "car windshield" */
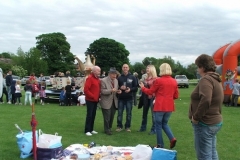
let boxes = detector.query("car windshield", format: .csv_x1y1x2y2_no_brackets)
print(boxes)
176,76,187,79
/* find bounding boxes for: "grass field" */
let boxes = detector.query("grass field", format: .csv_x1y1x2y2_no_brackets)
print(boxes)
0,85,239,160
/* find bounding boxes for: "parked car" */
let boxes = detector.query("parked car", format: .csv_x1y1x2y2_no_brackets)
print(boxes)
21,76,30,85
12,75,21,81
175,75,189,88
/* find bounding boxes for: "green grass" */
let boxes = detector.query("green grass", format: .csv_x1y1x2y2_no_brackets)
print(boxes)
0,85,240,160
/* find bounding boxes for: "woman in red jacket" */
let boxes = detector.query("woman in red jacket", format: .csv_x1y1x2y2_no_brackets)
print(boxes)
140,63,179,149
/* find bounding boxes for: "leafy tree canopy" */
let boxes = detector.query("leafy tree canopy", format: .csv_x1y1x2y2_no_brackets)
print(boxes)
86,37,130,73
24,47,48,76
36,32,75,75
132,62,146,78
0,52,12,58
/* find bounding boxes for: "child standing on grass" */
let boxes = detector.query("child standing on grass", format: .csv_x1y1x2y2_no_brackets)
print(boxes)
39,82,46,105
59,87,66,106
24,80,32,106
32,80,40,104
65,80,73,106
15,80,22,105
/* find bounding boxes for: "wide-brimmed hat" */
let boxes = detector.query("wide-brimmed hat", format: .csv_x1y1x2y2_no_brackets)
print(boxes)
108,67,118,74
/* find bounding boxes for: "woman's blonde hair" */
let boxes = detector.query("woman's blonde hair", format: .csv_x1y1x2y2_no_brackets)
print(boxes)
147,65,157,78
159,63,172,76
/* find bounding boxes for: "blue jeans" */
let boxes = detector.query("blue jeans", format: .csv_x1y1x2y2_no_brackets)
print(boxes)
117,99,133,129
154,112,174,147
192,123,222,160
25,91,32,105
140,98,155,132
6,86,12,101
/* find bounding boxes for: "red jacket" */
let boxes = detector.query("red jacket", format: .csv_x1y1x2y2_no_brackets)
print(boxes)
84,73,101,102
142,76,179,112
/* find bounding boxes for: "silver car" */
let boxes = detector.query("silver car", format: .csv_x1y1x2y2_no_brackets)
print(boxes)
21,76,30,85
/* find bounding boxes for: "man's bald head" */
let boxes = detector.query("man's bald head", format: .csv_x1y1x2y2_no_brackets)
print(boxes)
92,66,101,77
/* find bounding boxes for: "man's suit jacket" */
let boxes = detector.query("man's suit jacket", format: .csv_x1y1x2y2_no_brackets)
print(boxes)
99,76,118,109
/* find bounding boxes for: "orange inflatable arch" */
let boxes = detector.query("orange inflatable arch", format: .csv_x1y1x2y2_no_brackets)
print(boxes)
212,40,240,102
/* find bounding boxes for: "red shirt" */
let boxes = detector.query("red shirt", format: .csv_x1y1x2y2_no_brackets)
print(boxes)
84,73,101,102
142,76,179,112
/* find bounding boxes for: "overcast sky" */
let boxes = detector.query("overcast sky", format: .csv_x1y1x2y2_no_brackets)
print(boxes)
1,0,240,66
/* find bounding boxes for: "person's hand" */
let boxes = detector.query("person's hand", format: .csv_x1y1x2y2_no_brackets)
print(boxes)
117,89,122,94
191,116,199,124
112,88,117,92
153,100,155,104
139,82,144,88
120,85,126,90
125,87,130,93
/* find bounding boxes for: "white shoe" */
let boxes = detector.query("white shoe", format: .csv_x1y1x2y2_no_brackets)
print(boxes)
86,132,92,136
91,130,98,134
7,101,11,104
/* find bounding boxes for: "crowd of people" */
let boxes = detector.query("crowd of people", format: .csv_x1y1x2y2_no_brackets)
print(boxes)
0,71,47,106
0,54,224,159
82,55,224,159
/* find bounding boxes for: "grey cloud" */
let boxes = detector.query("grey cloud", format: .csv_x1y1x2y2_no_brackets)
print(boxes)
1,1,240,67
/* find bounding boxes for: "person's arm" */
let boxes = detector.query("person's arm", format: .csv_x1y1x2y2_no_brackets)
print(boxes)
83,77,94,99
101,80,112,95
192,77,213,121
130,76,138,92
140,79,159,95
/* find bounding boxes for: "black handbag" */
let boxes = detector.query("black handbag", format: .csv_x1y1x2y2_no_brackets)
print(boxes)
37,146,63,160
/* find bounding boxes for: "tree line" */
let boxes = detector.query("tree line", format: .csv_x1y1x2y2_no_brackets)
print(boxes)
0,32,198,79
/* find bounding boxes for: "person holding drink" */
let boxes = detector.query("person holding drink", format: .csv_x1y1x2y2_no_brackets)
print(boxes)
116,64,138,132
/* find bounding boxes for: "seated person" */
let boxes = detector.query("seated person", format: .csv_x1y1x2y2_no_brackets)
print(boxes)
72,92,80,105
78,92,86,106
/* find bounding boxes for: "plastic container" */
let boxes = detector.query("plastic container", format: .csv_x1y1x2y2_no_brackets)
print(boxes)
78,153,90,160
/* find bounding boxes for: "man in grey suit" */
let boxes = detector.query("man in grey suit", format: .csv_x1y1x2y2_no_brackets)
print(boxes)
100,67,121,135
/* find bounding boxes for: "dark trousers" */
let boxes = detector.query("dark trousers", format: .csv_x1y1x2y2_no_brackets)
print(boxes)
133,91,137,106
11,94,16,104
231,94,239,106
65,92,72,106
140,98,155,132
84,100,98,133
101,102,116,132
0,88,8,102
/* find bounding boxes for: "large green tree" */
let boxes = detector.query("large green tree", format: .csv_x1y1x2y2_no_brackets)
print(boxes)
132,62,146,77
36,32,75,75
86,37,130,73
24,47,48,76
0,52,11,58
186,63,198,79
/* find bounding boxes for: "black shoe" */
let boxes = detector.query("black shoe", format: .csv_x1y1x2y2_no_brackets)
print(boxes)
148,131,156,135
105,130,112,135
137,129,146,132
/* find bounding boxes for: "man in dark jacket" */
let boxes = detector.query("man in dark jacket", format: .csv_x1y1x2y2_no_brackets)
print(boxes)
116,64,137,132
5,70,13,104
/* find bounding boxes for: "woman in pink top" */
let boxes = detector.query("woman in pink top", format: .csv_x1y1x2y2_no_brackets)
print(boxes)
138,65,157,135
